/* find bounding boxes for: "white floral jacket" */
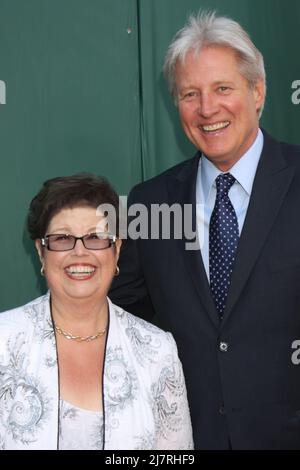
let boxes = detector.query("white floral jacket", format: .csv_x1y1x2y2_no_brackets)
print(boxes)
0,293,194,450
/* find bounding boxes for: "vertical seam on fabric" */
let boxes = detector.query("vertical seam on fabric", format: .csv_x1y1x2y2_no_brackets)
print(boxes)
136,0,146,182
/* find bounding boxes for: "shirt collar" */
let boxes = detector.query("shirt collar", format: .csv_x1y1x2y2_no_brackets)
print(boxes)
199,128,264,202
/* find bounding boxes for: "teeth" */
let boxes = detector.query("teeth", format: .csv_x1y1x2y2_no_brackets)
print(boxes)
66,266,95,274
202,121,229,132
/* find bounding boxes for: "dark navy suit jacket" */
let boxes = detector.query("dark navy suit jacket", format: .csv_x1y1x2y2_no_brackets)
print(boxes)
110,131,300,449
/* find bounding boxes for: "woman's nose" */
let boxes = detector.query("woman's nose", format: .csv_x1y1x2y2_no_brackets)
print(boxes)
73,238,87,255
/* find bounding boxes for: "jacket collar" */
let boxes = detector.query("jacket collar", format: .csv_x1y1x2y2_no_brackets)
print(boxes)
166,131,296,327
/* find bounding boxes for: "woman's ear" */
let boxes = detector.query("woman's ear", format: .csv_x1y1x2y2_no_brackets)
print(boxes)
115,238,122,258
114,239,122,277
35,239,44,263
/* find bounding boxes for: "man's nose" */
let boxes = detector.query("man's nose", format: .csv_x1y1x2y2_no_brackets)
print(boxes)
197,93,219,118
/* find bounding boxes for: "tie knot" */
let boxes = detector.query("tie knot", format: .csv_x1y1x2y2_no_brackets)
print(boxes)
215,173,235,197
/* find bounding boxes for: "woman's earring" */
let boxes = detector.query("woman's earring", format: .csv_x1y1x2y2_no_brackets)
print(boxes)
40,264,45,276
115,266,120,276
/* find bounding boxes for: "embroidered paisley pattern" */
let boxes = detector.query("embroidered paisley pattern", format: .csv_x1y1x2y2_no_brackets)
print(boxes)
24,294,55,347
0,295,193,449
104,347,138,411
115,307,162,366
151,361,186,443
0,334,51,445
104,347,138,439
59,400,103,450
134,429,155,450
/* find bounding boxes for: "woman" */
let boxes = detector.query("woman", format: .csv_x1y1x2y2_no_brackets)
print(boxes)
0,173,193,450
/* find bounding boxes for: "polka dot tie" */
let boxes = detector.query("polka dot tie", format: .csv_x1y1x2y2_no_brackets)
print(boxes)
209,173,239,317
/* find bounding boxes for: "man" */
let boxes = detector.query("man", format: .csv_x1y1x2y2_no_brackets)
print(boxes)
110,11,300,449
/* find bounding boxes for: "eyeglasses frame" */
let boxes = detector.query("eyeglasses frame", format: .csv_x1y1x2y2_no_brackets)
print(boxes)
40,232,117,251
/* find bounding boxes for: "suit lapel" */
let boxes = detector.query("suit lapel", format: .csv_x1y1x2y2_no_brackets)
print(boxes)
165,133,295,326
224,132,296,321
167,154,220,328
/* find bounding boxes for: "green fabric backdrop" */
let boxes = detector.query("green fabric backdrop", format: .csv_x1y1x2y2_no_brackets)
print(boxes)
0,0,299,310
139,0,300,176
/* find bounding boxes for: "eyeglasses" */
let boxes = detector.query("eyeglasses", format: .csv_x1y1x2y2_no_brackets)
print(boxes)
41,232,117,251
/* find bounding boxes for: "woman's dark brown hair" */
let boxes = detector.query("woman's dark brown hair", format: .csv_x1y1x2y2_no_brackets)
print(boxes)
27,173,120,239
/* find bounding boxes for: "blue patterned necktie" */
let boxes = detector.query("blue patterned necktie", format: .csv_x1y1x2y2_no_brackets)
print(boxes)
209,173,239,317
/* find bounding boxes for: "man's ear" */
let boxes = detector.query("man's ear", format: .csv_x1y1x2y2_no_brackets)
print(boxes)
253,78,265,115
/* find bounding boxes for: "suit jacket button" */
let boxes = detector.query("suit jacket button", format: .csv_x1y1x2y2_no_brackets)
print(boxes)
219,341,229,352
219,405,226,415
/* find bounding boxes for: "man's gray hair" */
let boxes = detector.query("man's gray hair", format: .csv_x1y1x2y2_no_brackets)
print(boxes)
163,11,266,116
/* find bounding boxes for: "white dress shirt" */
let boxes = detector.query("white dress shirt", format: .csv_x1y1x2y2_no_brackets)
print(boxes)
196,128,264,281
